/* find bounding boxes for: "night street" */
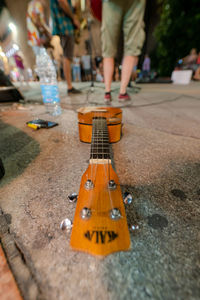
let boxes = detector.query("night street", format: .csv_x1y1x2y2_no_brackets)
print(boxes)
0,81,200,300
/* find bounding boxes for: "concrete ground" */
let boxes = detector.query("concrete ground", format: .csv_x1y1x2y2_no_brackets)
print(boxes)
0,81,200,300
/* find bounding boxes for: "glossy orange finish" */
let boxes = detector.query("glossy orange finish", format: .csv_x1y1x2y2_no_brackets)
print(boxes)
78,123,122,143
78,107,122,143
70,107,130,256
70,164,131,256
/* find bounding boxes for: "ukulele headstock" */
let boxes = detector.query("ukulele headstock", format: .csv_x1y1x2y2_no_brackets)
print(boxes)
70,164,130,256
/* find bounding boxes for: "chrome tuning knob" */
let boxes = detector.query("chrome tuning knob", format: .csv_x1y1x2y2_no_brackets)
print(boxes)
81,207,91,219
123,192,133,204
110,208,121,220
108,180,117,190
85,179,94,190
60,218,73,230
68,193,78,203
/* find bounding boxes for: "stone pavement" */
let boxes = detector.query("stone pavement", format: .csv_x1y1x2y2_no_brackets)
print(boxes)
0,81,200,300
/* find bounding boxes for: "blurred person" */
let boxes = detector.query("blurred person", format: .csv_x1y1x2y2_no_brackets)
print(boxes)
114,65,120,81
102,0,146,102
27,68,34,81
193,52,200,80
96,63,103,82
196,51,200,65
50,0,81,94
177,48,198,72
0,57,4,72
27,0,52,55
182,48,198,65
13,52,29,86
81,50,91,81
72,55,81,81
193,66,200,81
132,65,137,81
95,56,102,69
142,54,151,77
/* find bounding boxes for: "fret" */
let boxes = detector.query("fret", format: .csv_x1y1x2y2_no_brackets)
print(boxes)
91,146,110,150
90,117,111,160
90,154,110,159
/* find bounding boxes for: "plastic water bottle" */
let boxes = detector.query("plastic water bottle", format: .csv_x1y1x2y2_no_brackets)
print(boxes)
36,48,61,116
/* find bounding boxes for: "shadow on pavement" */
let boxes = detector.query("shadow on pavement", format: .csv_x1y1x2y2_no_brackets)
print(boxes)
0,120,40,187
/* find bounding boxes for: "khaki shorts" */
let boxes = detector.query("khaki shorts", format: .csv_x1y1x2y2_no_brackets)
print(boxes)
102,0,146,58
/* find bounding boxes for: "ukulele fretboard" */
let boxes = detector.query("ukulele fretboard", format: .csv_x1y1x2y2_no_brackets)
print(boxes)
90,117,110,160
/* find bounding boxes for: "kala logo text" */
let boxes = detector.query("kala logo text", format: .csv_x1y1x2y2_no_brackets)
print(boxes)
84,230,118,244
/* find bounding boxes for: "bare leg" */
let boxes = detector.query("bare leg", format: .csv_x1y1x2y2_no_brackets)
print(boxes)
63,57,73,90
193,67,200,80
103,57,114,92
120,56,138,94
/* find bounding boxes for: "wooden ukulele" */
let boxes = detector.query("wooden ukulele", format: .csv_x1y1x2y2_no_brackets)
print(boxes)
70,107,130,256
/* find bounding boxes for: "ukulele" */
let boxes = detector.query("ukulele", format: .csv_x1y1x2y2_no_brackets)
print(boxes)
70,107,130,256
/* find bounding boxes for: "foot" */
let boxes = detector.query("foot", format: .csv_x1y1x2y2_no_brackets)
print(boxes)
104,92,112,102
193,77,200,81
118,92,131,101
68,87,82,94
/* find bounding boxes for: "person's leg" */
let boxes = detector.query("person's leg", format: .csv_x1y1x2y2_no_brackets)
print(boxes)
101,1,122,95
120,56,138,94
193,67,200,80
78,66,81,81
120,0,145,96
75,66,79,82
60,35,81,92
84,70,87,81
18,69,23,86
63,57,73,89
103,57,114,92
72,66,76,82
88,69,92,81
22,69,29,86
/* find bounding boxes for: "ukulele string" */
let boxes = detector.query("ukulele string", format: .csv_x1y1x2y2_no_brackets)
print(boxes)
88,112,98,212
104,111,115,210
97,111,102,212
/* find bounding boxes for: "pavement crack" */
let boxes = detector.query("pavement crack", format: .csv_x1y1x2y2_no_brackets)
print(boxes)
0,208,42,300
126,122,200,141
151,127,200,140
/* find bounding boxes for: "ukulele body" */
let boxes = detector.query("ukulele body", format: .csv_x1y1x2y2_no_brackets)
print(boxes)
78,107,122,143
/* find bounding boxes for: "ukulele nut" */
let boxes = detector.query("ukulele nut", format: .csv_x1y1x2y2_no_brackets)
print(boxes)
81,207,91,219
108,180,117,190
85,179,94,190
110,208,121,220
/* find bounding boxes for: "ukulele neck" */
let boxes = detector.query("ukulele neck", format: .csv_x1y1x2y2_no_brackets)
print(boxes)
90,117,111,164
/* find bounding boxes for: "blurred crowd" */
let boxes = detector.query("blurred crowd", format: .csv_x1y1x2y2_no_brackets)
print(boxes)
175,48,200,80
0,0,150,89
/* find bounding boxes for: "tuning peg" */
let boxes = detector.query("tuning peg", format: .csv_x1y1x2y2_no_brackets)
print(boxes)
110,208,121,220
68,193,78,203
123,192,133,204
81,207,91,219
108,180,117,190
60,218,73,230
130,224,139,231
84,179,94,190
